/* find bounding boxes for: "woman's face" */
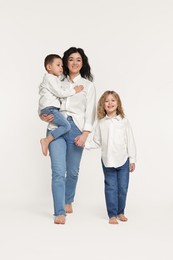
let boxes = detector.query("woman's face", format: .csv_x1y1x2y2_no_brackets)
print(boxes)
67,52,83,76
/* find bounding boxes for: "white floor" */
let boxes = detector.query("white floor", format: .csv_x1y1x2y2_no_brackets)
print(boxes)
1,199,172,260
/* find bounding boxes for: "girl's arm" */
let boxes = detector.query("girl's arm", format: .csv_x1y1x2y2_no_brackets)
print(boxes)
84,122,101,150
126,119,136,165
130,163,135,172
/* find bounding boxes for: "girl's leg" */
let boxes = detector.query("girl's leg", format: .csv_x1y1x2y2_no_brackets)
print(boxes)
64,117,84,209
101,161,118,219
48,133,67,220
117,159,130,217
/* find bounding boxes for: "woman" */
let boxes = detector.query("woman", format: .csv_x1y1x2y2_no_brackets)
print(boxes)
41,47,96,224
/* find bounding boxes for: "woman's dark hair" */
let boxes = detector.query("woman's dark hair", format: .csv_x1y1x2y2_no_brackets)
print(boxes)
62,47,93,81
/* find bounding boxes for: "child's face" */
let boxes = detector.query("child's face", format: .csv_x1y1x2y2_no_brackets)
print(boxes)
104,94,118,117
47,58,63,76
67,52,83,76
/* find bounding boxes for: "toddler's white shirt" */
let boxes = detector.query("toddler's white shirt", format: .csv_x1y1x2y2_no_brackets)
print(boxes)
38,73,75,114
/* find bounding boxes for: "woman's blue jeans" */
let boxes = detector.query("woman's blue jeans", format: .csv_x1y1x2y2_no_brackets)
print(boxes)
101,159,130,218
47,116,84,216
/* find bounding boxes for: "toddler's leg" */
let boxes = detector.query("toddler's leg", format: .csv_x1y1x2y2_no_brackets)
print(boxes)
40,135,54,156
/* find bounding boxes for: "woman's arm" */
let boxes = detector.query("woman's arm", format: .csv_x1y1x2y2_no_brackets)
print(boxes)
74,131,89,147
39,113,54,122
74,83,96,147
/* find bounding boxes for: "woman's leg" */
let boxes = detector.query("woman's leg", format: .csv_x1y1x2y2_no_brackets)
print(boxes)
117,159,130,216
64,117,84,206
48,133,67,217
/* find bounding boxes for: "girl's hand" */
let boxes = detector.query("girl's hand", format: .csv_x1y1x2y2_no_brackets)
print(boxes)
74,131,89,147
39,114,54,122
130,163,135,172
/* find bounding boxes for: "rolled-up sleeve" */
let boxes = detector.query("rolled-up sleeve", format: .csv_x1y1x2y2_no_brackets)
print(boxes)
83,83,96,132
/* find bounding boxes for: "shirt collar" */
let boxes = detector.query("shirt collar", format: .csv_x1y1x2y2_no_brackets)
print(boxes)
67,74,81,83
105,114,122,121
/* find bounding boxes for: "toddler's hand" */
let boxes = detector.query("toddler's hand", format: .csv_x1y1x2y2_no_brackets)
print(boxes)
74,85,84,93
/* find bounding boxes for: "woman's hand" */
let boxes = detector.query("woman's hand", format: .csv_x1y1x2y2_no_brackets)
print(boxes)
39,114,54,122
74,131,89,147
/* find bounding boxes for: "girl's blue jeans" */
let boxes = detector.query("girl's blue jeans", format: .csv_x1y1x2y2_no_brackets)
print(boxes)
47,116,84,216
101,159,130,218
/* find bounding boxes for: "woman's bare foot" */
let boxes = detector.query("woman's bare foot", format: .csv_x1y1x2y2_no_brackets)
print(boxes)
40,138,49,156
54,215,66,224
118,214,128,222
109,216,119,224
65,204,73,213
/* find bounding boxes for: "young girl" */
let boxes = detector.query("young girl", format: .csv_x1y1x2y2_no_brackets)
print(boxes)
85,90,136,224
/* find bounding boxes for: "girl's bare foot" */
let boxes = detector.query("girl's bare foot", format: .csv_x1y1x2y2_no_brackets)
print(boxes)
65,204,73,213
109,216,119,224
118,214,128,222
40,138,49,156
54,215,66,224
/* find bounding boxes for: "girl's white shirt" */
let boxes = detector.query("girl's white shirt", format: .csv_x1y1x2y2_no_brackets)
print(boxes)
48,74,96,132
85,115,136,168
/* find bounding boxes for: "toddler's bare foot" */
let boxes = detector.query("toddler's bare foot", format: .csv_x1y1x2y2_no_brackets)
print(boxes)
65,204,73,213
118,214,128,222
40,138,49,156
54,215,66,224
109,216,119,224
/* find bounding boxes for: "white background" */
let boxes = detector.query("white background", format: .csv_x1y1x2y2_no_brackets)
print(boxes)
0,0,173,259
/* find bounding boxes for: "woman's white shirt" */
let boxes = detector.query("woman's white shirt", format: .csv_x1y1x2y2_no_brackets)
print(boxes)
85,115,136,168
59,74,96,132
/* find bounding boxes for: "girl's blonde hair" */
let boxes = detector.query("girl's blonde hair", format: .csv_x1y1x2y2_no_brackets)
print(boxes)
97,90,125,120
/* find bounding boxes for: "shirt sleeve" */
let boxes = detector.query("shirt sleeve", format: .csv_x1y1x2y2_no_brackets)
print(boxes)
85,122,101,149
83,83,96,132
125,119,137,163
48,76,76,98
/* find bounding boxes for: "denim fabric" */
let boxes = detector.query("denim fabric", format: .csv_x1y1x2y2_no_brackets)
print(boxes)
47,116,84,216
41,106,71,139
101,159,130,218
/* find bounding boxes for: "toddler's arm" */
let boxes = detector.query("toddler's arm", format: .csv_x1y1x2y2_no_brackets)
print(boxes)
74,85,84,93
